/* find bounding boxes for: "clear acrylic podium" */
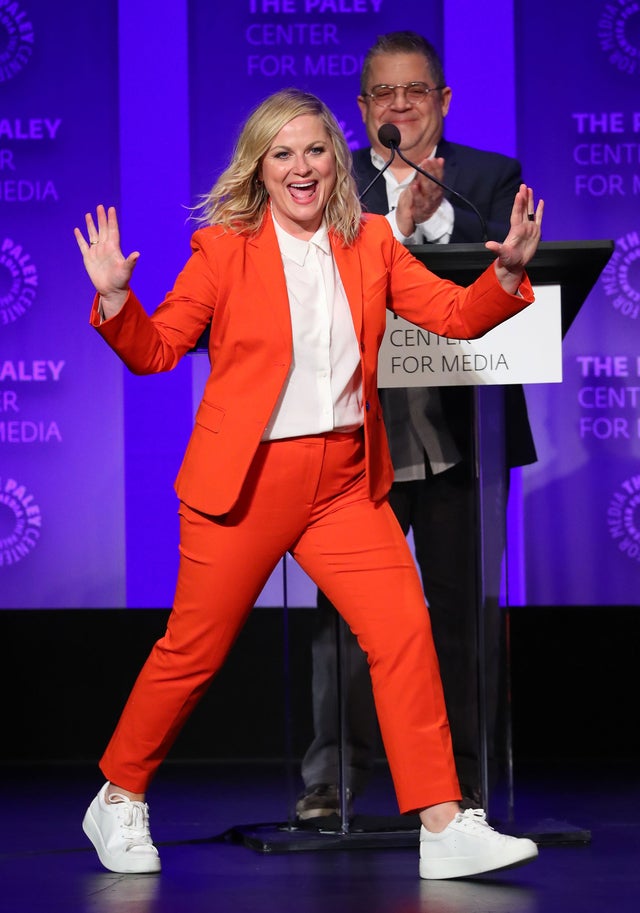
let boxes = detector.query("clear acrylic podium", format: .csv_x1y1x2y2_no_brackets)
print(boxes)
193,240,613,852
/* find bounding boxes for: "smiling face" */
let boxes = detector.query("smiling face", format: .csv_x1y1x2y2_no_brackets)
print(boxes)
258,114,337,240
357,51,451,162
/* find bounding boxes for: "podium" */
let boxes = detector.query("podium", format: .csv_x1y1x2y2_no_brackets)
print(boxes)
191,240,614,852
410,239,614,336
378,239,612,846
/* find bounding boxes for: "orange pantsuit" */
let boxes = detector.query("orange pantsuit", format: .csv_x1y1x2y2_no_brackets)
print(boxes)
92,210,533,813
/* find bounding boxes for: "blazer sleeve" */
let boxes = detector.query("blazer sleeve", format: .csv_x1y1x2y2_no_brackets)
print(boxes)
380,224,534,340
89,230,220,375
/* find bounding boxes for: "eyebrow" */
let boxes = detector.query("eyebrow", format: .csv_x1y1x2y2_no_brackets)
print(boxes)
268,140,328,151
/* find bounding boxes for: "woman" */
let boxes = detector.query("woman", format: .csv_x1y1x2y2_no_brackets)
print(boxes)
75,88,543,880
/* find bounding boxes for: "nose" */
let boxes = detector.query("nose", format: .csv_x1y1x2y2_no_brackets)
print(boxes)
293,154,312,174
390,86,411,109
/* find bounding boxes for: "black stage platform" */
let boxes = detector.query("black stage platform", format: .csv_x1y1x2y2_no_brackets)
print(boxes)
0,758,636,913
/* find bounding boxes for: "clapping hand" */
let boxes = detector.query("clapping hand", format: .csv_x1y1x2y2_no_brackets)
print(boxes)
395,157,445,236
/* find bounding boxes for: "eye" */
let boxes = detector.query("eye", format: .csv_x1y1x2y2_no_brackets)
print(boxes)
309,145,326,155
272,150,290,160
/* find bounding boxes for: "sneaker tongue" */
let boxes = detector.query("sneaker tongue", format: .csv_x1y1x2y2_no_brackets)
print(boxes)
462,807,486,819
455,808,491,832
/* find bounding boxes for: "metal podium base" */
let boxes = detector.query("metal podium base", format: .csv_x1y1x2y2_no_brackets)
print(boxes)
223,811,591,853
498,817,591,847
224,813,421,853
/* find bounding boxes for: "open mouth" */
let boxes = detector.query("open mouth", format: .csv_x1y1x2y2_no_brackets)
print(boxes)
288,181,317,202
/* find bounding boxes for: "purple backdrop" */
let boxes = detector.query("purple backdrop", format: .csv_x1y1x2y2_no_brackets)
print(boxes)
1,2,125,607
1,0,637,609
516,0,640,603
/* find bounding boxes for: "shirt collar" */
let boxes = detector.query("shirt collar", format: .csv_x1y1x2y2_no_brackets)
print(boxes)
272,208,330,266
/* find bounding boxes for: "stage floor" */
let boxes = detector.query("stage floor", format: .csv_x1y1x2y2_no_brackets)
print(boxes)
0,758,636,913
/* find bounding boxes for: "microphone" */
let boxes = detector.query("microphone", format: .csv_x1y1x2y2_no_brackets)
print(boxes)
358,128,397,202
376,124,488,242
377,123,401,150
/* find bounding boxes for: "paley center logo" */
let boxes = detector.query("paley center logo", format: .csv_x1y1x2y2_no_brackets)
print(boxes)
600,231,640,321
0,237,38,325
0,477,41,567
598,0,640,76
607,473,640,564
0,1,34,83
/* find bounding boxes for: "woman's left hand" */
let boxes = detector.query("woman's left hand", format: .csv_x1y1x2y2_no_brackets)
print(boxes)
485,184,544,294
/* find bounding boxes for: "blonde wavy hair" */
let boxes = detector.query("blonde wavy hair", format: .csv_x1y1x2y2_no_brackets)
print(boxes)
194,88,362,246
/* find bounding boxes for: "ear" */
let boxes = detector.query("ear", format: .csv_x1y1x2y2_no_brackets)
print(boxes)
440,86,452,118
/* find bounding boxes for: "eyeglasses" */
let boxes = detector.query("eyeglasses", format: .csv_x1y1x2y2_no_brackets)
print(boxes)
363,82,445,108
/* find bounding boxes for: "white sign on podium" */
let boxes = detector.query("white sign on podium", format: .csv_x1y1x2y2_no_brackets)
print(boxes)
378,284,562,388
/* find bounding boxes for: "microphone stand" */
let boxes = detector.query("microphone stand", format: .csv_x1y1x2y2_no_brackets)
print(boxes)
390,143,489,243
358,147,396,201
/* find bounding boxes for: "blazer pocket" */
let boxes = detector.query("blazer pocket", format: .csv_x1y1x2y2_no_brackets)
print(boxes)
195,399,225,433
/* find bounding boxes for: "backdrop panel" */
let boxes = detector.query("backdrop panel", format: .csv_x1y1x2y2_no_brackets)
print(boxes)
516,0,640,604
1,2,125,607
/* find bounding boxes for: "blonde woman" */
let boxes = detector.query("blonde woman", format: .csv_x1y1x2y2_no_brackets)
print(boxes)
75,88,542,880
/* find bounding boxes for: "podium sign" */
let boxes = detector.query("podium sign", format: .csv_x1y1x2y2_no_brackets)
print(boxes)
378,284,563,388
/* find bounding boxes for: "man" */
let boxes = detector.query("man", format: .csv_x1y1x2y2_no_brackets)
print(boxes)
297,31,537,820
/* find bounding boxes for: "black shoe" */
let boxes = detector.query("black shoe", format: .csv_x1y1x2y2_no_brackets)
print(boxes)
459,784,483,810
295,784,353,821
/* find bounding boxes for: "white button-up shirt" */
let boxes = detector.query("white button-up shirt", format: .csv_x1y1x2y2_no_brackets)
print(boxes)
262,215,363,441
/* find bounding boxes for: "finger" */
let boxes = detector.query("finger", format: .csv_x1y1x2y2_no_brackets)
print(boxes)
73,226,89,253
107,205,121,245
525,195,543,227
96,204,109,238
84,211,99,244
511,184,527,225
526,186,536,221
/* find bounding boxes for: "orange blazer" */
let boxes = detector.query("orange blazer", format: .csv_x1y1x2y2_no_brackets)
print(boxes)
92,210,533,516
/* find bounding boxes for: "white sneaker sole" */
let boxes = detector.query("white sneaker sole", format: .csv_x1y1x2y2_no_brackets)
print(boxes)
420,840,538,880
82,806,161,874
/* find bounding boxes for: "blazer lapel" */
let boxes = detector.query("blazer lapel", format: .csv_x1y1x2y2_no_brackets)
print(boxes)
331,232,364,344
437,138,459,194
247,210,292,341
247,210,364,346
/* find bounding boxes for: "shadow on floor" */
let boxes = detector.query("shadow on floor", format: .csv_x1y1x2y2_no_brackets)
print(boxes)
0,758,636,913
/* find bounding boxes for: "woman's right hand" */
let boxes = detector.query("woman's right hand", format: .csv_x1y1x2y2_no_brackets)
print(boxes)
73,205,140,319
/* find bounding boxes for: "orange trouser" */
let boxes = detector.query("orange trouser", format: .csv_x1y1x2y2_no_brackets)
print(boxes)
100,430,461,813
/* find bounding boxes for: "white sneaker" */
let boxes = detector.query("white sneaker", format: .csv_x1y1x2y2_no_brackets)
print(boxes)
419,808,538,880
82,782,161,874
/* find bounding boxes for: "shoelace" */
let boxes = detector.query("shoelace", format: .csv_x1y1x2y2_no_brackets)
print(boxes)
453,808,492,831
109,793,154,848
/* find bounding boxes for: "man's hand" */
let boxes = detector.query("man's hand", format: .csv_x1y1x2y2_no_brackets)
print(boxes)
395,156,445,237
